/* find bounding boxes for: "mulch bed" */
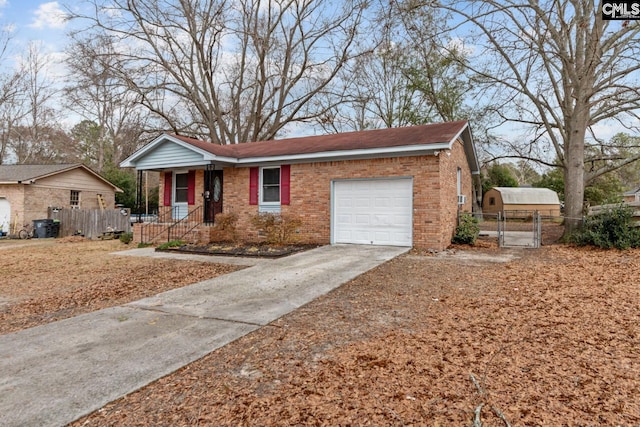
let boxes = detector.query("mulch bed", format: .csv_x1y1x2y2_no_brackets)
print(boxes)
159,242,322,258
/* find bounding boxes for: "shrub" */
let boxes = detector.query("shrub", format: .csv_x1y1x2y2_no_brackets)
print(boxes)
251,213,303,245
119,232,133,244
452,212,480,245
213,212,239,242
571,204,640,250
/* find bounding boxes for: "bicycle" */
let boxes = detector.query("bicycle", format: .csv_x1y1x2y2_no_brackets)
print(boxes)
18,223,35,239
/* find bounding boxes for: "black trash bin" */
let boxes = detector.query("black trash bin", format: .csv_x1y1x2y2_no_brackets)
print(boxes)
52,219,60,238
33,219,54,238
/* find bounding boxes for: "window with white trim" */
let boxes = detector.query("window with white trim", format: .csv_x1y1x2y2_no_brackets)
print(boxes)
174,173,189,203
261,167,280,203
259,166,281,213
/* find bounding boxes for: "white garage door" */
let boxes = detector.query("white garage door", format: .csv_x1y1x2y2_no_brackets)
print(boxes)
333,178,413,247
0,198,9,233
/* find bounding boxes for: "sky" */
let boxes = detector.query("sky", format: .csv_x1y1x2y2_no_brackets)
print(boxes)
0,0,635,148
1,0,68,51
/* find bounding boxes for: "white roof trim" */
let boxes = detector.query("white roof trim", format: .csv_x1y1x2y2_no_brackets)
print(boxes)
120,134,236,168
234,143,453,165
121,133,455,169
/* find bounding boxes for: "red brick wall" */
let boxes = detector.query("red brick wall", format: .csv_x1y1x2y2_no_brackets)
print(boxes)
438,139,473,246
223,142,472,250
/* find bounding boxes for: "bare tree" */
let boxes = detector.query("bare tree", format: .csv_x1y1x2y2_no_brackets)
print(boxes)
7,43,68,164
69,0,374,144
437,0,640,233
316,44,422,133
315,2,473,133
64,35,153,172
0,28,27,164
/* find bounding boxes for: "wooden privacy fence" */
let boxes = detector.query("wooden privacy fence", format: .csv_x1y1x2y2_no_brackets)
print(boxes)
48,208,132,239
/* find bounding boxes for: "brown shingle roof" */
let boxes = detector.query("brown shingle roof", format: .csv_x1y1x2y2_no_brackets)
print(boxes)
0,163,122,192
172,120,469,159
0,164,81,183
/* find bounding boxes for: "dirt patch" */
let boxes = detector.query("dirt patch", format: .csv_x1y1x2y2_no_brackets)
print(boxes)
66,243,640,426
161,242,321,258
0,239,242,335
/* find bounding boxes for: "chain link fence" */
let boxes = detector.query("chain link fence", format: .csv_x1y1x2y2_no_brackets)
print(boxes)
471,211,565,248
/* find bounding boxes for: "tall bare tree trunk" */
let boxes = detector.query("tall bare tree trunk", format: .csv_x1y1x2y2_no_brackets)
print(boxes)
564,108,587,235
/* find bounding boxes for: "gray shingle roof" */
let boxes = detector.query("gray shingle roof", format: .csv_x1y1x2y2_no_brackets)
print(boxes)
0,164,81,183
494,187,560,205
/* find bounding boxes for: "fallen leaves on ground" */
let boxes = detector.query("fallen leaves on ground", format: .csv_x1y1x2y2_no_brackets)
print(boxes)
65,242,640,426
0,239,241,334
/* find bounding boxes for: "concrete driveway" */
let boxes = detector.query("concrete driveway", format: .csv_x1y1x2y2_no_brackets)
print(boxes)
0,244,408,427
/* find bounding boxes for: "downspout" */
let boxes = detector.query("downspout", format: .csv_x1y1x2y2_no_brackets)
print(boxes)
472,172,483,214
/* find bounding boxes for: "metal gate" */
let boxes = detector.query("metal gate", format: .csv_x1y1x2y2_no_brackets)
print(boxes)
497,210,542,248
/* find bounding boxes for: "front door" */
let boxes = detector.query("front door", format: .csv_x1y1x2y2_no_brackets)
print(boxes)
204,168,223,223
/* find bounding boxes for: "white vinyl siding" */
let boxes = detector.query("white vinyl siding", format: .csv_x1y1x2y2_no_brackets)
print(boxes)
136,141,208,169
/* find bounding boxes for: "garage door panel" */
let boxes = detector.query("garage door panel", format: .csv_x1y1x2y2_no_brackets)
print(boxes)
333,179,412,247
355,198,371,208
392,214,411,225
374,197,392,208
373,214,393,225
336,214,352,224
355,215,370,225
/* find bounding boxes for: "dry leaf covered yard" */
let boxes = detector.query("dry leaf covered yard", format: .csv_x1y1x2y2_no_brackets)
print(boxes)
1,238,639,425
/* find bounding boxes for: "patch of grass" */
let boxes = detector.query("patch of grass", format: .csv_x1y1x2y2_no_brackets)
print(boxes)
156,240,185,250
119,232,133,244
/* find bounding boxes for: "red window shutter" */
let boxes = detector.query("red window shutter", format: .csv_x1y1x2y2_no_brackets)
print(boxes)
187,170,196,205
163,171,172,206
280,164,290,205
249,167,259,205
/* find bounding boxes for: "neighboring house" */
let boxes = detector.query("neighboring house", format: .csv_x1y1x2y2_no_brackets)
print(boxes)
0,164,121,234
623,186,640,204
482,187,561,218
121,121,481,250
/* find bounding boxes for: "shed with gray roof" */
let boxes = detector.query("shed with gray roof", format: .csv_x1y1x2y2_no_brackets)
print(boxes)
482,187,561,218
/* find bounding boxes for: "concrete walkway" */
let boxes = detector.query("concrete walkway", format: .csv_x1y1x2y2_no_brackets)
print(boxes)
0,244,408,427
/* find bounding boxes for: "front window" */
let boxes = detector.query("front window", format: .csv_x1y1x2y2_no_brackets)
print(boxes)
489,197,496,206
175,173,189,203
261,167,280,203
70,190,80,208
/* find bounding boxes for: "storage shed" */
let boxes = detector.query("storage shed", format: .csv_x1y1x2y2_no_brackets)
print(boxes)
623,186,640,204
482,187,561,218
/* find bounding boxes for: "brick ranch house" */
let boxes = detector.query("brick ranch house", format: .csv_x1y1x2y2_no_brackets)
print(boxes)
121,121,481,250
0,164,121,235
